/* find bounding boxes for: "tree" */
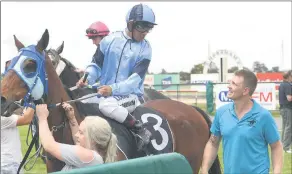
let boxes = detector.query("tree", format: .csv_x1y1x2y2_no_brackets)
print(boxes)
190,63,204,74
207,62,219,73
272,66,279,72
160,68,167,74
243,66,251,71
179,71,190,81
146,69,154,74
252,61,269,73
228,66,239,73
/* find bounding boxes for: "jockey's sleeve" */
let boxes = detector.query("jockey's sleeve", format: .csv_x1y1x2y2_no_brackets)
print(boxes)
91,45,104,67
85,63,101,85
109,43,152,95
85,37,110,85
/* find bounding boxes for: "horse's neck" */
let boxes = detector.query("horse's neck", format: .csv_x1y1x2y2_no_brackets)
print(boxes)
59,67,78,88
58,63,94,99
46,58,83,123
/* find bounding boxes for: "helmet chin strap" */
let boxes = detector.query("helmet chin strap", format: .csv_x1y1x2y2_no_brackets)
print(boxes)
127,22,138,42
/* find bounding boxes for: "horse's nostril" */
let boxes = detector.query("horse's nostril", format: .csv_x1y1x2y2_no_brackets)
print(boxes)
1,96,7,104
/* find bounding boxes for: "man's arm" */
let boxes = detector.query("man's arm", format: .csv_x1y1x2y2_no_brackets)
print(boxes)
110,59,150,95
110,42,152,96
286,95,292,101
284,83,292,101
270,141,283,174
82,37,110,85
201,134,222,174
263,112,283,174
201,109,222,174
84,46,104,85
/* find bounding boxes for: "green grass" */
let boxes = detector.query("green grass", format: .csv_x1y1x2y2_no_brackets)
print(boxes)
19,126,291,173
19,125,46,174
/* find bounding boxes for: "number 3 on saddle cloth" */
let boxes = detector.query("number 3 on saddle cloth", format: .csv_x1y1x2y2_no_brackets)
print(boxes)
132,106,174,157
74,102,174,159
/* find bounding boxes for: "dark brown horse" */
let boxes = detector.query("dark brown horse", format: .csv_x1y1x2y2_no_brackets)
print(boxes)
1,30,221,174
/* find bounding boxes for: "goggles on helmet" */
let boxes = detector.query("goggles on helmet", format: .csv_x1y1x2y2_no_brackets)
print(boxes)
134,21,154,33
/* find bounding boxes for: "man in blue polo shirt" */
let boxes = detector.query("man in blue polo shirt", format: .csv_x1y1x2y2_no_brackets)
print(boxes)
201,69,283,174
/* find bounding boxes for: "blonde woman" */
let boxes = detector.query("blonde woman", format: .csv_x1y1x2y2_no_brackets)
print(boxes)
35,103,117,171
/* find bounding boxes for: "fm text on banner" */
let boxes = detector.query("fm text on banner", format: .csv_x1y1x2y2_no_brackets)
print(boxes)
215,83,277,110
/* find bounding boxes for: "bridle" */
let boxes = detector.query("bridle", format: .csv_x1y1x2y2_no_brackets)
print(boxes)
3,45,68,173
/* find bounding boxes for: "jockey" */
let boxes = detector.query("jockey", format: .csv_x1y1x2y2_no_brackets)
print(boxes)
76,3,156,151
75,21,110,74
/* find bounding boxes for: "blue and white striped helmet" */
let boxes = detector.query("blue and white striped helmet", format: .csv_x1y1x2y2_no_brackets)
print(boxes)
126,4,157,25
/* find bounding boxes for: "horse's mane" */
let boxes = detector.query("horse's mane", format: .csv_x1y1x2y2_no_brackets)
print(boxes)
143,88,170,101
60,57,77,72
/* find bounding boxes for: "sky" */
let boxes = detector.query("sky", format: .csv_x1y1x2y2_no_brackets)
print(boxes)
1,2,291,74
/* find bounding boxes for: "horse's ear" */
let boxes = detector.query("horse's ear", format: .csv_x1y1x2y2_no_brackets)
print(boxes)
36,29,49,53
13,35,25,51
56,41,64,55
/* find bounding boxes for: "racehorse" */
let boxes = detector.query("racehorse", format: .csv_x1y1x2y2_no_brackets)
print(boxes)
46,41,171,102
1,29,221,174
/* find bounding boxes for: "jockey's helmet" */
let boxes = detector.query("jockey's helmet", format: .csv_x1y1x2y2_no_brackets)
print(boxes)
125,4,157,26
86,21,110,38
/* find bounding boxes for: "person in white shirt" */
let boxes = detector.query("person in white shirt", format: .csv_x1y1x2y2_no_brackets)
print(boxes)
1,103,35,174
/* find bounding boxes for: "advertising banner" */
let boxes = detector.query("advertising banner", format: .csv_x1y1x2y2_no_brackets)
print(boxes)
144,74,154,86
215,83,277,110
154,74,180,90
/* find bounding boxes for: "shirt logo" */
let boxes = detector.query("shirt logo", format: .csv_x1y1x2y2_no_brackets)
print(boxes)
247,119,257,127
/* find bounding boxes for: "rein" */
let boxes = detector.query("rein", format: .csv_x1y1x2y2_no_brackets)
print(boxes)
16,91,101,173
11,46,99,173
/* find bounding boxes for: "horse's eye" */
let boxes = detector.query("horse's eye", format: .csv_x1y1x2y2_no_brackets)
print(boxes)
21,58,37,74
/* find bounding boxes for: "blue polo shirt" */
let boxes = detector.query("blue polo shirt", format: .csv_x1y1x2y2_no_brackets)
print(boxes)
211,99,280,174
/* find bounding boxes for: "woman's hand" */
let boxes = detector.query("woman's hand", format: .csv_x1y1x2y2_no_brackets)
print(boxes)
62,102,75,120
36,104,49,122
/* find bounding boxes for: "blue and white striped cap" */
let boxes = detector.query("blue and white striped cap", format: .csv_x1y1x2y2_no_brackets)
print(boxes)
126,4,157,25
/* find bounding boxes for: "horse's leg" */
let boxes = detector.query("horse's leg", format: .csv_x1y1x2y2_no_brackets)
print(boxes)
143,100,209,174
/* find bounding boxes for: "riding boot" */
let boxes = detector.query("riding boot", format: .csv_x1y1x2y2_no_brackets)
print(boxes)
123,113,152,151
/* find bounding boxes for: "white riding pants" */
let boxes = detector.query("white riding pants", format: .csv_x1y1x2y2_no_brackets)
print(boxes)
81,94,143,123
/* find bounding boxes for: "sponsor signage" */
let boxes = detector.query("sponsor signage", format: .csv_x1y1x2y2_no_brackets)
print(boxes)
215,83,276,110
144,74,154,86
161,76,172,89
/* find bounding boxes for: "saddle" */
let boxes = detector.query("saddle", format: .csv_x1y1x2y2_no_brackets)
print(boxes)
74,101,174,159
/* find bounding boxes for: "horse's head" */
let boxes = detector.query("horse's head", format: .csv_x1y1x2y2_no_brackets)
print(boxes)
47,41,64,70
1,29,49,110
46,42,83,87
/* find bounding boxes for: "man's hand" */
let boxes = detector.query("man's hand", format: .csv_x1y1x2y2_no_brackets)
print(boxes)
76,78,88,88
98,85,112,96
74,68,85,74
